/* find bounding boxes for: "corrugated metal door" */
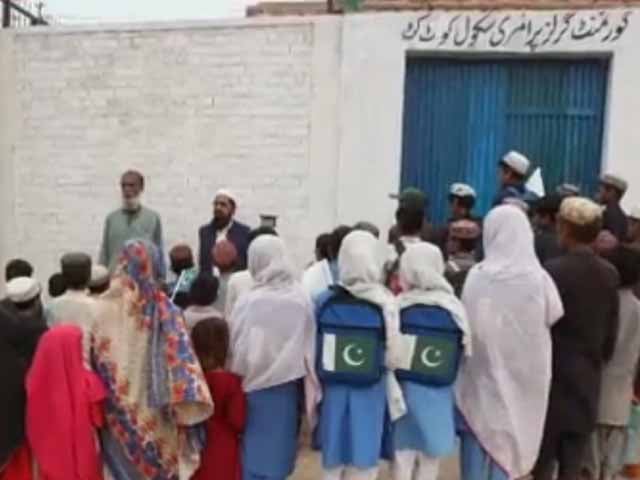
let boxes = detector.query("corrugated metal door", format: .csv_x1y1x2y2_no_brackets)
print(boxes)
401,58,609,224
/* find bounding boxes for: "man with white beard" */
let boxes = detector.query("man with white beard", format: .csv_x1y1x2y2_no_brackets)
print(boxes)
99,170,165,278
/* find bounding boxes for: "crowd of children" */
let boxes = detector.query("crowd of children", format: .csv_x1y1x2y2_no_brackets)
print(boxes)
3,180,640,480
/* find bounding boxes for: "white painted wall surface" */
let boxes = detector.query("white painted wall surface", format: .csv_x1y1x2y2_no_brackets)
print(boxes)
0,18,342,288
2,9,640,290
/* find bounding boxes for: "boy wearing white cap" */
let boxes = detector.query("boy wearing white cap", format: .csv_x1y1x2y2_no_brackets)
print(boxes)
198,189,251,275
597,173,629,241
4,276,47,333
493,151,532,206
448,183,478,222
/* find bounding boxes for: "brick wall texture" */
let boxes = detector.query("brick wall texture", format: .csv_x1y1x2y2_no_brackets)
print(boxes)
9,24,314,281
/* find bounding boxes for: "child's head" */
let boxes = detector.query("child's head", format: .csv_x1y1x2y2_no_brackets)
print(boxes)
211,239,238,274
48,272,67,298
604,245,640,289
191,317,229,371
189,272,219,307
60,252,92,291
169,244,194,276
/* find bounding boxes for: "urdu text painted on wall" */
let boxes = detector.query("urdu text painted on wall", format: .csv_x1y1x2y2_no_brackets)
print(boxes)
402,10,632,51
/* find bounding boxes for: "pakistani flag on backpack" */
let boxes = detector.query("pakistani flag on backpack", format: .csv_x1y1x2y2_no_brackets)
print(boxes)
395,304,463,386
317,287,385,386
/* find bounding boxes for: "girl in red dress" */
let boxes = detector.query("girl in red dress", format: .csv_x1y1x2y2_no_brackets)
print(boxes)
191,317,246,480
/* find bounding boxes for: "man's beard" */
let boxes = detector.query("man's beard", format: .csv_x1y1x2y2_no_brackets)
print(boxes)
123,195,142,211
213,215,231,230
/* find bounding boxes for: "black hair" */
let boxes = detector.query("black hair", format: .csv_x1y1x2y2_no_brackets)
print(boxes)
191,316,229,371
353,221,380,239
14,297,40,311
121,169,145,189
315,233,332,261
329,225,353,261
499,162,525,182
449,195,476,211
248,226,278,245
89,280,110,296
5,259,33,282
395,206,424,236
61,254,92,290
560,217,603,245
169,244,194,276
535,194,563,217
189,272,219,307
48,272,67,298
605,246,640,288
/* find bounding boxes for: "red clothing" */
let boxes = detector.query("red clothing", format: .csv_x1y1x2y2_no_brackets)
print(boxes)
193,371,246,480
0,444,33,480
26,325,106,480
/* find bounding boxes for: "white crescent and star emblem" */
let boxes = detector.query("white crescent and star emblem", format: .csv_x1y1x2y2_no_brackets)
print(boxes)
343,343,366,367
421,346,443,368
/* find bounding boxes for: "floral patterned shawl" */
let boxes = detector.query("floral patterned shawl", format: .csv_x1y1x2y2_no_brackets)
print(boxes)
92,240,213,480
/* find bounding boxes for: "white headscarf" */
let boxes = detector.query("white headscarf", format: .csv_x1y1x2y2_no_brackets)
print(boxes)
248,235,295,289
455,205,563,478
229,236,315,393
398,242,471,355
480,205,541,280
338,231,407,420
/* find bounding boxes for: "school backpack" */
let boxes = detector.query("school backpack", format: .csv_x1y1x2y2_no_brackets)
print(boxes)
316,286,386,386
395,304,463,387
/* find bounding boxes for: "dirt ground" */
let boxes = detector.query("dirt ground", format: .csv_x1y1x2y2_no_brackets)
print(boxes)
291,447,459,480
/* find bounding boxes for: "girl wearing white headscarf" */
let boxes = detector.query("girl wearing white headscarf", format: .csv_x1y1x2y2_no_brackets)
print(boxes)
455,205,563,480
392,242,470,480
229,235,316,480
317,231,405,480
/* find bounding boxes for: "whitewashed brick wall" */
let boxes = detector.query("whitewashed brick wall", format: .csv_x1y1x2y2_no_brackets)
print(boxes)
1,21,325,287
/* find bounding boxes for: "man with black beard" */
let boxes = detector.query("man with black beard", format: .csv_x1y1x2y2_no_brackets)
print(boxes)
198,189,251,275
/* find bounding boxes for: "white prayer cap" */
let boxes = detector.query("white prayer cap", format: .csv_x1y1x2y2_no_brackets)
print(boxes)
556,183,581,197
214,188,237,205
600,173,628,193
559,197,604,226
629,205,640,221
89,265,110,288
450,183,476,199
6,277,41,303
501,151,531,176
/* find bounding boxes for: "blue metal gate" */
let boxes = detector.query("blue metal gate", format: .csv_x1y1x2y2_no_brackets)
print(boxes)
400,57,609,224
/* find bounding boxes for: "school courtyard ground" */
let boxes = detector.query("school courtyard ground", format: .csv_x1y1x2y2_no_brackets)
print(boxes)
291,446,458,479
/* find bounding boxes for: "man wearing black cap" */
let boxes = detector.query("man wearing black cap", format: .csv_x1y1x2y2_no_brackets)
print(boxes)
533,194,565,264
385,188,432,293
389,188,432,241
597,173,629,241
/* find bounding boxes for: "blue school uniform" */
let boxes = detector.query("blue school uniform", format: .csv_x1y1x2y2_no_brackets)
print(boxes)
317,378,387,469
313,288,388,470
457,412,509,480
242,381,301,480
392,382,456,457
